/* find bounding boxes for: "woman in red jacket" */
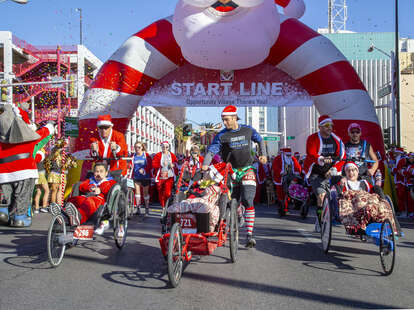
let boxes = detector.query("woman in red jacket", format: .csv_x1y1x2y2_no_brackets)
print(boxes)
152,141,178,208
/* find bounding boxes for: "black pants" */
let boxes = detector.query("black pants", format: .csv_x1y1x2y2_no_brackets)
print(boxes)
1,178,35,216
232,183,256,208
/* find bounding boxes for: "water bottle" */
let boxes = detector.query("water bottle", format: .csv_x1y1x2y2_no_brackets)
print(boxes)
375,170,382,186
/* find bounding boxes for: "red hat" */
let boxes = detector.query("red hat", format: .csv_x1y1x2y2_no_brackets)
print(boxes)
221,105,239,119
161,141,170,147
97,114,113,127
284,148,292,155
344,162,359,171
395,147,405,154
318,115,333,126
348,123,362,133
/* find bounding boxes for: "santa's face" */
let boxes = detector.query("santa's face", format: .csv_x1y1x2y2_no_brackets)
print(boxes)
173,0,280,71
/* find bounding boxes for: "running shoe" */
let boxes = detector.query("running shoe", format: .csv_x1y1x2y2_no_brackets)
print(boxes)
64,202,81,226
245,233,256,248
49,203,62,216
95,220,110,235
145,207,150,217
39,208,49,213
117,224,125,238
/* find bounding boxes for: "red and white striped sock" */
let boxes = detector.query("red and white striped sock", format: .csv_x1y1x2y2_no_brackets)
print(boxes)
245,207,255,235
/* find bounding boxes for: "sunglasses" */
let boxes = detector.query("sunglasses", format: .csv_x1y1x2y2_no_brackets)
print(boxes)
321,123,333,128
98,126,111,130
350,131,361,134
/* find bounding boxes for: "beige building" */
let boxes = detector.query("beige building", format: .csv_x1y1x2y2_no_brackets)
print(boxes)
400,52,414,151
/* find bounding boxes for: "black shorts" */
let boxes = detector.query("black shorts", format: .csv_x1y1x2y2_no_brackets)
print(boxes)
134,179,150,187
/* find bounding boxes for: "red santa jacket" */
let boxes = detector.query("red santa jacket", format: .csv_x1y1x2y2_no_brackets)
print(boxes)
395,157,412,186
152,151,178,182
404,163,414,186
303,132,346,179
340,179,373,193
254,162,273,185
79,177,117,203
0,123,54,184
272,155,301,185
90,129,128,175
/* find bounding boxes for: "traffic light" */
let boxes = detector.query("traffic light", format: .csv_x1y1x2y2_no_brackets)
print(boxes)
1,80,9,102
182,123,192,136
383,127,391,147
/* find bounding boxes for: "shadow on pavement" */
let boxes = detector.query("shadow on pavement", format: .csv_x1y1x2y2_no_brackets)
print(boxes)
182,271,396,309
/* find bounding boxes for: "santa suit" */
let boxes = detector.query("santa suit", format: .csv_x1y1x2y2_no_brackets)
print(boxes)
90,129,128,175
152,151,178,207
404,163,414,214
67,177,117,224
0,123,54,217
303,132,346,179
394,157,410,212
253,161,272,204
272,154,302,203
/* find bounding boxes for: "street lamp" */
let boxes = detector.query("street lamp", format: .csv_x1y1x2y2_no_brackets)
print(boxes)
0,0,29,3
368,43,400,146
76,8,83,45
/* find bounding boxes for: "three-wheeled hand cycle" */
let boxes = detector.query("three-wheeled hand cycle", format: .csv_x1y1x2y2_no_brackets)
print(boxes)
159,161,239,287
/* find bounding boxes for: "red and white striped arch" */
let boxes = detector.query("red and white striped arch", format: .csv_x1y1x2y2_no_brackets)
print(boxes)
76,16,384,156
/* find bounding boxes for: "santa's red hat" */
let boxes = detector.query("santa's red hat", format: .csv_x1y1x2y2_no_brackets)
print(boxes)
344,162,359,171
294,152,300,157
284,148,292,156
318,115,333,126
348,123,362,133
221,105,240,120
97,114,113,127
161,141,170,147
395,147,405,154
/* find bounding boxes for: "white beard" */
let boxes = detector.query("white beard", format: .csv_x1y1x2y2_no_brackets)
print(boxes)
173,0,280,71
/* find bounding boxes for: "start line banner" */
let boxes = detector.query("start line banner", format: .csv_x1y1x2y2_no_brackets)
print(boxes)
140,63,312,107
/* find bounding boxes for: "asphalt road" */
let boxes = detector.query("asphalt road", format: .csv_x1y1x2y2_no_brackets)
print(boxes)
1,205,413,310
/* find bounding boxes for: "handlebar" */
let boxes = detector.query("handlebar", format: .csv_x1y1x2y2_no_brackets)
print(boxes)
84,156,134,161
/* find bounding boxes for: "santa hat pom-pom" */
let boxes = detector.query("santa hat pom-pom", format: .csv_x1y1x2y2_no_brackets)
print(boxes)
275,0,305,19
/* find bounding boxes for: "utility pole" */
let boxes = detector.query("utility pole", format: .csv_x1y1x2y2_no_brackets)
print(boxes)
395,0,401,146
76,8,83,45
328,0,348,33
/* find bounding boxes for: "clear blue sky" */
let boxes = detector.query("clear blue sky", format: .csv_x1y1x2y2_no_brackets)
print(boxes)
2,0,413,126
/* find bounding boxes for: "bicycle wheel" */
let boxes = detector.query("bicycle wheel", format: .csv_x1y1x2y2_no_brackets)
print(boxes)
113,191,128,249
320,197,332,254
380,219,396,275
229,198,239,263
167,223,183,288
47,215,67,267
126,188,135,219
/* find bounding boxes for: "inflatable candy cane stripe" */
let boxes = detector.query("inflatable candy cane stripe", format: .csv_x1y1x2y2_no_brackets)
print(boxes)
76,3,384,159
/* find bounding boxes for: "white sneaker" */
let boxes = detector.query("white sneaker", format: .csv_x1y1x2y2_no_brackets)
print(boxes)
40,208,49,213
95,220,110,235
314,218,321,233
117,225,125,238
34,209,39,214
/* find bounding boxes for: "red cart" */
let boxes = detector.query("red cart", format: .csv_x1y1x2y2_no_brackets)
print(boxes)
159,161,239,287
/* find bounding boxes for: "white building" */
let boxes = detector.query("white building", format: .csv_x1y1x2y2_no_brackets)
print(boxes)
126,106,175,154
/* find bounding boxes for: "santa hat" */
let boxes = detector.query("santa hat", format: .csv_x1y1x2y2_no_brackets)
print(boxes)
161,141,170,147
209,162,233,184
344,162,359,171
97,114,113,127
275,0,305,19
348,123,362,133
294,152,300,157
221,105,240,120
395,147,405,154
283,148,292,156
318,115,333,126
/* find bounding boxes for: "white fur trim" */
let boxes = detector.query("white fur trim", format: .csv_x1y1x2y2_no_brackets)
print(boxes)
221,111,237,116
319,118,333,126
0,169,39,184
97,120,113,127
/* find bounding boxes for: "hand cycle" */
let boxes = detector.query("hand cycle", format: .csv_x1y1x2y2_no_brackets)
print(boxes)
318,157,399,275
46,154,133,268
159,159,239,288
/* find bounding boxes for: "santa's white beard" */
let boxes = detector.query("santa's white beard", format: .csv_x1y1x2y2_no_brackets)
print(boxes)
173,0,280,71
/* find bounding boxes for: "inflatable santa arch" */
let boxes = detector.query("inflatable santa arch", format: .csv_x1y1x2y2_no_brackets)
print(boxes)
74,0,383,161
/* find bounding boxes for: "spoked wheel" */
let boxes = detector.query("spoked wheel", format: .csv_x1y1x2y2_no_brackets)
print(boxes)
380,219,396,275
113,191,128,249
228,198,239,263
167,223,183,288
320,197,332,254
47,215,67,267
126,188,135,219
